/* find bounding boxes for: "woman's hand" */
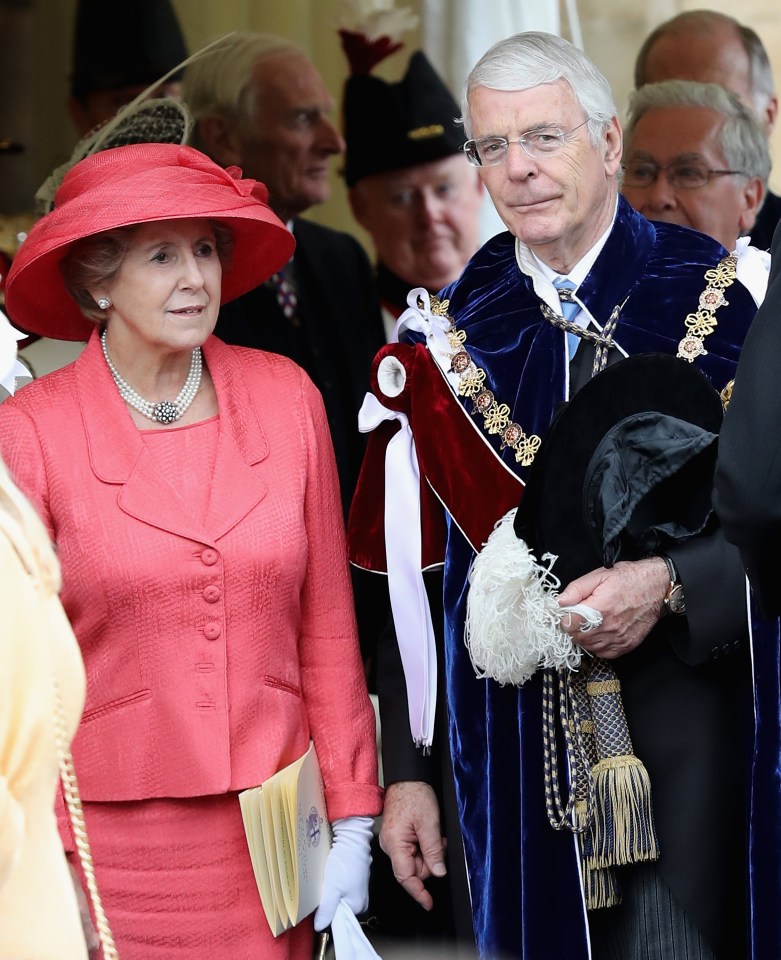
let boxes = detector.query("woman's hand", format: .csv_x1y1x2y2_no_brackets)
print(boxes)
313,816,374,931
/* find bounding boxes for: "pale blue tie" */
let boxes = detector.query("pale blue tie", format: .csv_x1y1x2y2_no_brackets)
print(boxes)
553,277,581,357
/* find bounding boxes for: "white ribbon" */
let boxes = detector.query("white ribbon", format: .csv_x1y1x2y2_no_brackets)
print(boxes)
358,389,437,749
330,899,382,959
392,287,458,388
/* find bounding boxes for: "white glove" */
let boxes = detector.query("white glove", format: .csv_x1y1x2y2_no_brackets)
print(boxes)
313,815,374,931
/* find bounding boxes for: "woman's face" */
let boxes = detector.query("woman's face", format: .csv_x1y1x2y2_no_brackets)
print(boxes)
95,219,222,353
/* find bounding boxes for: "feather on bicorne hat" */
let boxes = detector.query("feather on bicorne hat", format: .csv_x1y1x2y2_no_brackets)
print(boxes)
4,143,295,342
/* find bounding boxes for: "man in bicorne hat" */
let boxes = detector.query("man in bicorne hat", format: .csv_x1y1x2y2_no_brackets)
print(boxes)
343,48,484,338
348,30,777,960
68,0,188,137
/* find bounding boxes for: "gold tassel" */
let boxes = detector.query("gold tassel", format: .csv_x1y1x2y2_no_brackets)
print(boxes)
588,754,660,868
581,856,621,910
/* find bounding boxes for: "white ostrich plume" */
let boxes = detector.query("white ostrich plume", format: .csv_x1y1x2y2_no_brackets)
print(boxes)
465,509,601,686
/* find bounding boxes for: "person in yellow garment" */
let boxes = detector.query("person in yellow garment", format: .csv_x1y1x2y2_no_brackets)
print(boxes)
0,308,91,959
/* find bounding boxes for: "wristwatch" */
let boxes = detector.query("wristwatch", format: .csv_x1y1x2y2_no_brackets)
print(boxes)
661,555,686,615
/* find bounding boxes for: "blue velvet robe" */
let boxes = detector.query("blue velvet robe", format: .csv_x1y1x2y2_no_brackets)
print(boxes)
746,604,781,956
414,199,767,959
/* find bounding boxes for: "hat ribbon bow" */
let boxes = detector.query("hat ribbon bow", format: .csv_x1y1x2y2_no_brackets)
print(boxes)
223,165,262,198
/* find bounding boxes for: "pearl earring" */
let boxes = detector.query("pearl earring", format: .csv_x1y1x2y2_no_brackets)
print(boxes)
97,297,111,310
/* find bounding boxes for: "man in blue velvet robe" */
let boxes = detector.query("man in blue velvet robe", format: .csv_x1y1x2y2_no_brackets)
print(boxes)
714,220,781,960
349,31,775,960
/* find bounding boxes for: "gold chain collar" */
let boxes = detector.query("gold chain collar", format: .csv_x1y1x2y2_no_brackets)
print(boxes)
428,254,737,467
430,295,542,467
677,254,737,363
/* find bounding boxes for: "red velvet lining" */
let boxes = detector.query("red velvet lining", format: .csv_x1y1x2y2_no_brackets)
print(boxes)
347,342,523,571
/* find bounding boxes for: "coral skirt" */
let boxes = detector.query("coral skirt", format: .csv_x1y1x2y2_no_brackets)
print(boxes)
77,793,314,960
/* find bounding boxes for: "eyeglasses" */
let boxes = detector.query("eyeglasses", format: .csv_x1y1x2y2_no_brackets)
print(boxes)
621,160,748,190
463,118,591,167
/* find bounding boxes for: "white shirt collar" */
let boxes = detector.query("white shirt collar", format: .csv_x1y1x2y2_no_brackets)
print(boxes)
515,197,618,304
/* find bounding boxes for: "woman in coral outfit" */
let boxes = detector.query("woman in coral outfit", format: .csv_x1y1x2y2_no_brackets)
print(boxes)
0,143,382,959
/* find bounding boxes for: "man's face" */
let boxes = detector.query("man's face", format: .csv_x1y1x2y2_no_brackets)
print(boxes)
622,105,762,252
642,23,777,135
349,154,484,292
467,80,621,273
232,53,344,220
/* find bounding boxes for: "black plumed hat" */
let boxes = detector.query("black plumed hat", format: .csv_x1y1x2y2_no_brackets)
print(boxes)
343,50,465,187
513,354,725,588
70,0,188,99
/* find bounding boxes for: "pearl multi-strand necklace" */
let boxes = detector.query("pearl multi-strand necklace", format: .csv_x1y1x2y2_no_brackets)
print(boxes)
100,329,203,424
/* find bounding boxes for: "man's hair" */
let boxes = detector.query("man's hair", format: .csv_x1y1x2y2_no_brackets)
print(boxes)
182,31,303,152
634,11,775,118
625,80,771,187
461,32,617,145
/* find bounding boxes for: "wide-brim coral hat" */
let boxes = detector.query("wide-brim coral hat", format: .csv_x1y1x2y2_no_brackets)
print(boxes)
5,142,295,341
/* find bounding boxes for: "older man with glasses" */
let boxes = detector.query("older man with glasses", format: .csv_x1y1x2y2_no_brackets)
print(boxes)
634,11,780,251
349,30,773,960
622,80,770,300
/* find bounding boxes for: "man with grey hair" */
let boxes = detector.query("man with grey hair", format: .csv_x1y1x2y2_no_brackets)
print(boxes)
622,79,770,295
351,30,767,960
183,32,385,518
634,10,780,249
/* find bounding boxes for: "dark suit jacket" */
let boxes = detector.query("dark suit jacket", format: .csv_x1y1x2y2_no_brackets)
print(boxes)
214,217,385,517
715,219,781,615
750,188,781,251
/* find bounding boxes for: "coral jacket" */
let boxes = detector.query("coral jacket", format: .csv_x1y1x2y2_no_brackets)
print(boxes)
0,332,381,821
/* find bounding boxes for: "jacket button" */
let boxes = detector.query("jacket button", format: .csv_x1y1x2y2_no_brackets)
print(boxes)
202,548,219,566
204,621,222,640
203,585,220,603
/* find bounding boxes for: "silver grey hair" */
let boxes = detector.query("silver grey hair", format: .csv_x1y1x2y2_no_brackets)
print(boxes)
461,32,617,146
182,32,303,152
626,80,771,186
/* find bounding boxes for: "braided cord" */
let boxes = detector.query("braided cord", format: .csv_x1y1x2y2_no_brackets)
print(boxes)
542,667,595,833
53,680,119,960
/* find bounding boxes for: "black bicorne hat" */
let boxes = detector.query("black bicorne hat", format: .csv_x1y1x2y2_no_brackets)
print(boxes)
343,50,466,187
513,353,725,588
70,0,188,99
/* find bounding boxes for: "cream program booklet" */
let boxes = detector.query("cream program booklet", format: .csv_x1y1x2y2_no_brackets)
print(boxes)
239,740,332,936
